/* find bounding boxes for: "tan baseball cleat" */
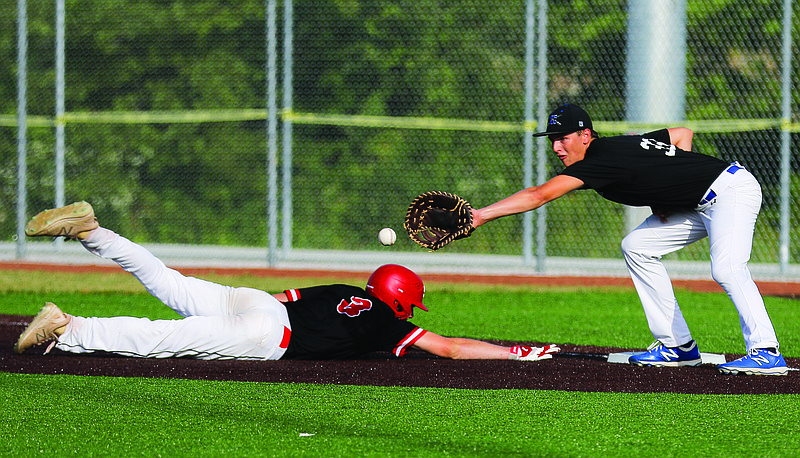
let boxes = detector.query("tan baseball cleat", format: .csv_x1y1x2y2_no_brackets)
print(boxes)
14,302,71,354
25,201,98,239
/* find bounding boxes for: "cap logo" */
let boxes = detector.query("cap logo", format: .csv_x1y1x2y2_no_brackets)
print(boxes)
578,121,584,127
548,114,562,126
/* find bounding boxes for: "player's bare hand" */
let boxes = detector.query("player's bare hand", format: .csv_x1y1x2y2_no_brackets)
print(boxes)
509,344,560,361
650,206,672,223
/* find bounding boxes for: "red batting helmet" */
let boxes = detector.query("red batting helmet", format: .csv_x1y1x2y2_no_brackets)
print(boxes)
366,264,428,319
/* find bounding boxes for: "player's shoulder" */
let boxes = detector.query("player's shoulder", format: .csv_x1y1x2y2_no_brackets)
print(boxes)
641,128,671,143
289,283,365,301
591,130,669,150
334,284,367,293
310,283,363,293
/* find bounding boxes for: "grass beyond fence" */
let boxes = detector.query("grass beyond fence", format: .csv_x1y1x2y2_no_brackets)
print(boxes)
1,269,799,457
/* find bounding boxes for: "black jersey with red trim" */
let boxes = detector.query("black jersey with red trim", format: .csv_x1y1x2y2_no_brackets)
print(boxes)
280,284,426,360
559,129,729,208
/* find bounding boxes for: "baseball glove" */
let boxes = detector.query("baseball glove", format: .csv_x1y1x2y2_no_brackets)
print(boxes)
404,191,474,251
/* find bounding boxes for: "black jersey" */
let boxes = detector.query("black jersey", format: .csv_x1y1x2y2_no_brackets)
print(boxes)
280,284,426,360
559,129,729,208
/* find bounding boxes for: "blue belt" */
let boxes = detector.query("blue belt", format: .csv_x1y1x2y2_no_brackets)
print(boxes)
698,163,741,206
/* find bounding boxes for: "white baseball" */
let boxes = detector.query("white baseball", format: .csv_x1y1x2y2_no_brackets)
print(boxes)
378,227,396,246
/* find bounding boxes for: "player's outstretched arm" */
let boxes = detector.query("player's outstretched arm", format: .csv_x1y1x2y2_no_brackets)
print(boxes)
412,331,559,361
472,175,584,229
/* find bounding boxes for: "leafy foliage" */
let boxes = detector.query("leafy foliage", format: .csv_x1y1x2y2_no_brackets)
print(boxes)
1,1,797,262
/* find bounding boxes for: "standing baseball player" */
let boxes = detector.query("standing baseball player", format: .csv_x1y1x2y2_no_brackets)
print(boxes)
469,103,786,376
15,202,559,362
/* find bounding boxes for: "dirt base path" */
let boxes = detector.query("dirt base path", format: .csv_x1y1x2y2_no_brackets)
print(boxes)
2,315,797,394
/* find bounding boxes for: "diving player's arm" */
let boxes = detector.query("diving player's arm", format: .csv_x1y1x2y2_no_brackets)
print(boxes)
412,331,559,361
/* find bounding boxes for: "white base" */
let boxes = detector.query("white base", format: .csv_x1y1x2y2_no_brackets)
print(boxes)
608,351,727,365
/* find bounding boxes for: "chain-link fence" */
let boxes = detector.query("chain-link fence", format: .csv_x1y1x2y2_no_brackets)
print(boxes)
2,1,799,278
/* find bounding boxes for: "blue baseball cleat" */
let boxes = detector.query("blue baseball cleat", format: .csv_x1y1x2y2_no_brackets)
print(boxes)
718,348,788,376
628,340,702,367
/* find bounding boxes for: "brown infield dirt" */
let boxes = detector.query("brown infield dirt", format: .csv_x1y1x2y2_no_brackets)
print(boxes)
1,262,799,394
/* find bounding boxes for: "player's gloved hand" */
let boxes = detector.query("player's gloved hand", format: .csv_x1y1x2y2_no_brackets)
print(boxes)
509,344,561,361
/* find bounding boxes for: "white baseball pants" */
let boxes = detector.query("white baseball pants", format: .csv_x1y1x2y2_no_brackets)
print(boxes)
621,165,779,351
55,228,292,360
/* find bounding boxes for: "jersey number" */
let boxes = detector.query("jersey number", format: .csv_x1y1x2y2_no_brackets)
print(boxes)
337,296,373,317
640,138,676,156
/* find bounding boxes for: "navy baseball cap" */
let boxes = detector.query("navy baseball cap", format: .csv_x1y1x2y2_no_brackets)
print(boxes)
532,103,593,137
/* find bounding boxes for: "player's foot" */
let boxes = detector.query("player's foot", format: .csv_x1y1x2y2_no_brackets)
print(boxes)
14,302,71,354
628,340,702,367
25,201,98,240
718,348,788,376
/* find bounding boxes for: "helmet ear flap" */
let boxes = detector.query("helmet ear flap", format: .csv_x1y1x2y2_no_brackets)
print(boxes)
366,264,426,319
394,299,411,319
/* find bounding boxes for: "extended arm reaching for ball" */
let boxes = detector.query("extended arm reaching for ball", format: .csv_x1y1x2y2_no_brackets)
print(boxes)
471,175,584,229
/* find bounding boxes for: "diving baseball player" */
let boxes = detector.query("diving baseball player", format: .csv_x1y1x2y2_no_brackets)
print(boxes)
469,103,786,376
16,202,559,362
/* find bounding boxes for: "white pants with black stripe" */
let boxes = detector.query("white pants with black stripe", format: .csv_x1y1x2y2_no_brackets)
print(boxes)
621,166,780,352
55,228,291,360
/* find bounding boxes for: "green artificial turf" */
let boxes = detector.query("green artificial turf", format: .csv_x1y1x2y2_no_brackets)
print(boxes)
2,270,800,457
2,373,798,458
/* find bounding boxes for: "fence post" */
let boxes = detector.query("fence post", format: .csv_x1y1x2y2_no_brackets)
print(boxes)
16,0,28,260
523,0,535,266
282,0,294,258
778,0,794,273
266,0,279,266
624,0,688,231
54,0,66,252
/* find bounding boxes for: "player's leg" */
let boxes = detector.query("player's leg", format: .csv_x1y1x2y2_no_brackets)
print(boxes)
18,287,291,359
80,231,291,357
25,202,234,318
621,212,707,347
701,170,779,351
24,202,291,358
81,227,234,317
56,311,288,360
